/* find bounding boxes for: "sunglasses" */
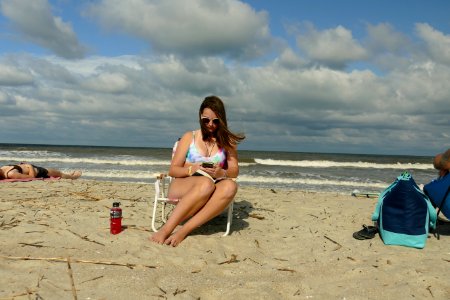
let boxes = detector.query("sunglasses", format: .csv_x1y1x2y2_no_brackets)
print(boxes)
201,117,220,125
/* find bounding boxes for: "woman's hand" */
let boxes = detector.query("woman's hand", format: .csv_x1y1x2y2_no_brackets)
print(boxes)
200,164,226,179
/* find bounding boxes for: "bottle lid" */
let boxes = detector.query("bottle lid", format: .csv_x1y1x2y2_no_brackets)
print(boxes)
113,202,121,207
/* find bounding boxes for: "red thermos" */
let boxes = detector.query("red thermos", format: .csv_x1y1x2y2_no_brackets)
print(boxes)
110,202,122,234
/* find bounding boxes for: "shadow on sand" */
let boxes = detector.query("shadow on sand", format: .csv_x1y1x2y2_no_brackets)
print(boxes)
190,199,254,236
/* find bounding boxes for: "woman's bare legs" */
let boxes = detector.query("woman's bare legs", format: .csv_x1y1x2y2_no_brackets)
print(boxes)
47,168,82,179
164,179,237,247
150,176,216,244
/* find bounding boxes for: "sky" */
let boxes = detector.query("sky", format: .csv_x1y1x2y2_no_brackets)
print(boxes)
1,0,450,156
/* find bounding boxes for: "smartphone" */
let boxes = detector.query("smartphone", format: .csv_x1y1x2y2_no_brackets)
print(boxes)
202,162,214,168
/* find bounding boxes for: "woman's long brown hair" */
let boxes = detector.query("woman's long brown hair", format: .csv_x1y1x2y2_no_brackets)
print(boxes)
199,95,245,152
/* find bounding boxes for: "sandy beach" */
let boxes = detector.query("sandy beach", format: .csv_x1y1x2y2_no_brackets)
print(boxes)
0,179,449,299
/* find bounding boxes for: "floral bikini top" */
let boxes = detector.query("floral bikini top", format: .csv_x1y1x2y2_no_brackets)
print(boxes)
186,131,227,167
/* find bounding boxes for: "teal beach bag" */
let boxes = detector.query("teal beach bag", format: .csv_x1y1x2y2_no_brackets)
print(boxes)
372,172,437,249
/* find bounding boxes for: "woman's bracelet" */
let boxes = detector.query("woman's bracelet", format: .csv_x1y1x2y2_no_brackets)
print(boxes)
223,170,227,178
188,166,192,176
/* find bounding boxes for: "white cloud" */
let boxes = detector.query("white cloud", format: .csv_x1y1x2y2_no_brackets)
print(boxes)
415,23,450,65
365,23,410,54
296,23,367,69
0,0,86,59
0,49,449,154
0,90,11,104
1,3,450,154
274,48,306,69
82,72,130,93
363,23,421,72
0,64,34,86
85,0,273,60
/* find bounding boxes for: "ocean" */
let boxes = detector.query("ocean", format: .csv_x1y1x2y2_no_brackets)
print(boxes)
0,144,438,194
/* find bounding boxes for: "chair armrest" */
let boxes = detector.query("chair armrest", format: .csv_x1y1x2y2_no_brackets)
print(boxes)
155,173,171,198
156,173,167,180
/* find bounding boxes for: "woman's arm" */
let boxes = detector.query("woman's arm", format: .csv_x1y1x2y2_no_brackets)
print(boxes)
24,164,37,177
168,131,198,178
6,173,34,179
223,145,239,178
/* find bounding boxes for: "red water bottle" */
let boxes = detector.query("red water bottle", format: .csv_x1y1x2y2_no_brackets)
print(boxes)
110,202,122,234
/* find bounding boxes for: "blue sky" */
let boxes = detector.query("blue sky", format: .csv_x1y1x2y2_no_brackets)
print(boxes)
1,0,450,155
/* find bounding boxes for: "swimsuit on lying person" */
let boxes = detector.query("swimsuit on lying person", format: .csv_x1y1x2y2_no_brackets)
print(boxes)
185,131,227,167
5,164,49,178
5,165,23,178
34,165,49,178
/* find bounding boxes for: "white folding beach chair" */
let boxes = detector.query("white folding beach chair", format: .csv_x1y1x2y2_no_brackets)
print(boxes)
151,140,234,236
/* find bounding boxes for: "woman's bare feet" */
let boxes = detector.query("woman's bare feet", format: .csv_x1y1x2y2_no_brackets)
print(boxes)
149,228,171,244
61,170,82,179
164,229,189,247
70,170,82,179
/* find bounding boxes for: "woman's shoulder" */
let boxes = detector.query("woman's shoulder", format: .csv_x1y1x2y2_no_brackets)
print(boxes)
177,130,197,148
181,129,200,139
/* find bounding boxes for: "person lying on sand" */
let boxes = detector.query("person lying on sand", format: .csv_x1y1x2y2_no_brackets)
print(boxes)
0,163,82,180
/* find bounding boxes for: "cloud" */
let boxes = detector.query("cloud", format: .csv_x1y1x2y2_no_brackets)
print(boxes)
82,72,131,93
360,23,413,72
0,90,14,106
85,0,273,60
273,48,306,69
1,46,450,154
0,63,34,86
365,23,410,54
0,0,86,59
295,23,367,69
1,3,450,155
415,23,450,65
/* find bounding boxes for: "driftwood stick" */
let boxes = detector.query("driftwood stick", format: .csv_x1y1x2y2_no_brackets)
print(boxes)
277,268,296,273
67,257,78,300
0,289,36,300
37,274,45,288
26,287,32,300
0,255,157,269
69,191,103,201
80,275,104,284
324,235,343,251
35,293,44,300
0,255,67,263
19,242,46,248
248,213,265,220
67,229,105,246
218,254,238,265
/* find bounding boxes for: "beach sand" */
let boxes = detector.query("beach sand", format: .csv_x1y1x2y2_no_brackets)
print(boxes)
0,179,449,299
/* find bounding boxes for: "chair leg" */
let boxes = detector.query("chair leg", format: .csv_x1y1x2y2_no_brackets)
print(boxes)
151,197,159,232
161,202,167,223
222,201,234,236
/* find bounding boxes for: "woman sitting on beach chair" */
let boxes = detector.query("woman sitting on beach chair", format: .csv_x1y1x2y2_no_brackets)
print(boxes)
150,95,245,247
